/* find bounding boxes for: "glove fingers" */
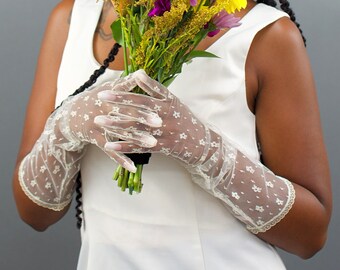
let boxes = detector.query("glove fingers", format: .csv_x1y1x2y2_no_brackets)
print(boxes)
92,132,137,173
104,149,137,173
94,115,154,134
134,70,169,99
95,74,138,93
108,105,162,128
105,141,152,154
104,129,157,148
98,90,164,119
111,73,139,92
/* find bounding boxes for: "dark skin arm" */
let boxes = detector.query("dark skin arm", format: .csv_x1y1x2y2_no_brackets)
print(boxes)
245,17,332,258
12,0,75,231
197,1,332,258
13,0,123,231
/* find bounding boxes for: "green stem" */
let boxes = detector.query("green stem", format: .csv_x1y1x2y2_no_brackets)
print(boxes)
128,172,135,195
118,166,124,187
121,168,129,191
113,166,121,180
121,21,129,75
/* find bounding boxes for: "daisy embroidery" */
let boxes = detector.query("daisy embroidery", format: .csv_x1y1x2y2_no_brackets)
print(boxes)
94,99,102,107
179,133,187,140
276,198,284,206
232,192,240,200
252,185,262,193
173,111,180,119
154,105,162,112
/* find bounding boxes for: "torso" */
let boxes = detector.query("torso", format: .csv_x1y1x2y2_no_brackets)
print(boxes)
56,2,290,268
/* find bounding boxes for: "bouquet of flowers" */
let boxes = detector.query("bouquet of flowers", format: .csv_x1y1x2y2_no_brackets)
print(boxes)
108,0,246,194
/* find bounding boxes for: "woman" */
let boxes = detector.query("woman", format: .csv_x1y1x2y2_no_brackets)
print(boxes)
13,0,332,269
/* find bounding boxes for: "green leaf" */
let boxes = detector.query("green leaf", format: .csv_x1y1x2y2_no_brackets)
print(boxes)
111,19,123,45
163,75,177,87
186,50,220,62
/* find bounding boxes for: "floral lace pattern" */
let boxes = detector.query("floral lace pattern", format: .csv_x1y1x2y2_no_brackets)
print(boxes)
19,70,296,230
18,107,86,211
18,77,147,210
97,71,296,234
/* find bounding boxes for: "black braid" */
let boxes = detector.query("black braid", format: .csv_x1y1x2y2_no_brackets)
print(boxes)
75,173,83,229
258,0,306,46
71,43,121,97
73,42,121,229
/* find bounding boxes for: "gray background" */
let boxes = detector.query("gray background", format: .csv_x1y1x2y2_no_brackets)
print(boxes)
0,0,339,269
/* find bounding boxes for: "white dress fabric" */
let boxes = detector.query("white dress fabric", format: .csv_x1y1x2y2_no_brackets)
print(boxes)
56,1,289,269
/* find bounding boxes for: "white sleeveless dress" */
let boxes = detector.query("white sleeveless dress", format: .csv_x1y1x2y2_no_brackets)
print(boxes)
56,1,289,269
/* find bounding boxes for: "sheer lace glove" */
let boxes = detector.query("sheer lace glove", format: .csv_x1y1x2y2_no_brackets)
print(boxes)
18,77,161,211
98,70,296,233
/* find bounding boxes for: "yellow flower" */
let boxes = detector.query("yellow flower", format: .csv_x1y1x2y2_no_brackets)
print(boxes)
135,29,155,67
224,0,247,14
110,0,132,15
153,3,188,35
134,0,151,6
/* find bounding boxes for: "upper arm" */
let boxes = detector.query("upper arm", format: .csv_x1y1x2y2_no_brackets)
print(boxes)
16,0,74,162
251,18,332,215
13,0,75,229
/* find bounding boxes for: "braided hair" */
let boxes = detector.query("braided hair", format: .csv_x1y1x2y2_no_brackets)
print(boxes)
258,0,306,45
74,0,306,229
74,43,121,229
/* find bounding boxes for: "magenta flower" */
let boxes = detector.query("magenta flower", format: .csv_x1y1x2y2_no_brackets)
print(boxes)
190,0,197,6
148,0,171,17
207,10,241,37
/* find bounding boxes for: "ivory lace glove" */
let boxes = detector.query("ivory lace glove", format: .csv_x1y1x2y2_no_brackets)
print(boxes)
98,70,296,234
18,77,161,211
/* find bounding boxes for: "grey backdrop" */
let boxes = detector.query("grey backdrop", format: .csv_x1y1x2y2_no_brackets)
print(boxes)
0,1,339,269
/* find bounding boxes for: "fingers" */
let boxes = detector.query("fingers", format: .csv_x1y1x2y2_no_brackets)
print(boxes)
133,70,169,99
105,150,137,173
95,75,137,93
94,106,162,128
106,69,169,99
94,118,157,149
98,91,167,118
89,131,137,173
103,129,157,148
104,141,152,155
111,73,139,92
97,91,163,127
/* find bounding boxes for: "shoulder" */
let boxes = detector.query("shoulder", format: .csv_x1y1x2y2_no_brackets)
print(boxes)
47,0,74,32
251,16,307,79
52,0,75,18
245,15,310,104
258,16,305,50
42,0,75,58
245,15,307,112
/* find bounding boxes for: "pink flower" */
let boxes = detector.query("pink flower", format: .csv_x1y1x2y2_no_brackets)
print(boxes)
148,0,171,17
190,0,197,6
207,10,241,37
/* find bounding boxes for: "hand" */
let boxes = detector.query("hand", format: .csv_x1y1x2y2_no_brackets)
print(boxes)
17,75,162,210
97,70,295,234
97,70,212,167
54,76,162,172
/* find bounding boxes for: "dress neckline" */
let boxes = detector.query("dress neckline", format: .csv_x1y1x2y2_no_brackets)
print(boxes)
89,1,122,73
206,3,261,52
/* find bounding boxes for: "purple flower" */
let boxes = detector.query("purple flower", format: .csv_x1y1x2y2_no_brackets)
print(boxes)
190,0,197,6
207,10,241,37
148,0,171,17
